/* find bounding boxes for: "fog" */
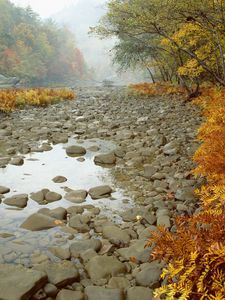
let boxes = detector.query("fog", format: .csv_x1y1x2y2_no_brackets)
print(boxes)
11,0,145,83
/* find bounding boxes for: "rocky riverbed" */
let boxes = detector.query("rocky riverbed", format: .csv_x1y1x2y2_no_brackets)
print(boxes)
0,86,202,300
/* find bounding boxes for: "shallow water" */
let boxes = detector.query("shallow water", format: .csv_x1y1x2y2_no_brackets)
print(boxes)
0,138,133,265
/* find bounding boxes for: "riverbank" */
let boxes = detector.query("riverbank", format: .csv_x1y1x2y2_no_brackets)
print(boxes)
0,86,202,300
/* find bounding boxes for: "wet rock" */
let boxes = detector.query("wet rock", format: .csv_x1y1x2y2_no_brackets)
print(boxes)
34,261,79,288
102,225,130,246
52,176,67,183
66,145,86,156
48,247,71,260
127,287,153,300
94,153,116,165
70,239,102,258
88,145,100,152
45,191,62,202
49,207,67,220
65,190,87,203
0,264,47,300
85,286,124,300
0,186,10,194
88,185,112,199
0,232,15,238
20,213,59,231
4,193,28,208
86,255,126,283
0,157,10,168
10,157,24,166
31,191,45,204
56,289,84,300
135,261,163,288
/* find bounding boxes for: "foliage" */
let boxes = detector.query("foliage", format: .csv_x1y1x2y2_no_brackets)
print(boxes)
0,0,87,83
129,82,185,97
93,0,225,94
0,88,75,112
147,88,225,299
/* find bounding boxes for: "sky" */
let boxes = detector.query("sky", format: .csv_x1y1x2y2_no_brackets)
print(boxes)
11,0,81,18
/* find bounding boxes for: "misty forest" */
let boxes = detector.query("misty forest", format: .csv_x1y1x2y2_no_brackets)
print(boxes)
0,1,225,300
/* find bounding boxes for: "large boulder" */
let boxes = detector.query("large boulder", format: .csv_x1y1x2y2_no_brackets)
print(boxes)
20,213,60,231
0,264,47,300
4,194,28,208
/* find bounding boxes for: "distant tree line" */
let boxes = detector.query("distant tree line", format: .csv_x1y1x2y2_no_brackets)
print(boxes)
93,0,225,96
0,0,87,83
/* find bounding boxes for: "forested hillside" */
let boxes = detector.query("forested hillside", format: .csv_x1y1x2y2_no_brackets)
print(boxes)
0,0,87,83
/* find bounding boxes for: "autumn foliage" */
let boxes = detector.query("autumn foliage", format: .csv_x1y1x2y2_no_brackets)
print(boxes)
129,82,185,97
147,89,225,299
0,88,75,112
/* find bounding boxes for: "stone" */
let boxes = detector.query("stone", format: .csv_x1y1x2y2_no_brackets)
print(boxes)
127,287,153,300
69,215,90,232
66,145,86,156
121,208,156,225
108,277,131,289
85,286,124,300
34,261,79,288
135,261,163,288
45,191,62,202
0,264,47,300
44,283,58,298
175,187,196,202
117,239,150,263
52,176,67,183
0,186,10,194
65,190,87,203
49,207,67,220
31,191,45,204
163,141,179,155
48,247,71,260
102,225,130,246
88,185,112,199
94,153,116,165
80,249,97,263
20,213,59,231
4,194,28,208
70,239,102,258
10,157,24,166
157,215,171,228
143,165,157,179
56,290,84,300
86,255,126,283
